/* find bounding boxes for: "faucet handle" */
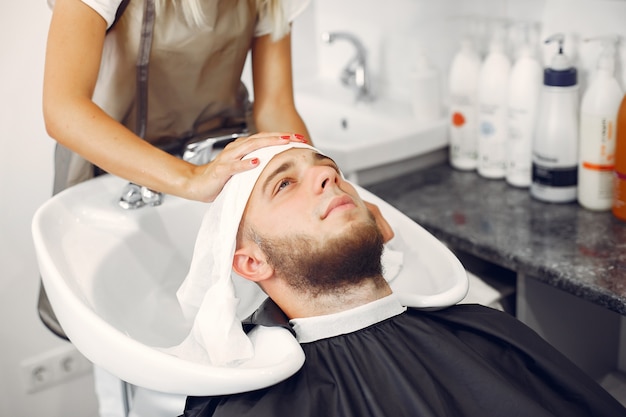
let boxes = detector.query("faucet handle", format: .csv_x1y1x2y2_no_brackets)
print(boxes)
140,186,163,207
118,182,163,209
119,183,145,209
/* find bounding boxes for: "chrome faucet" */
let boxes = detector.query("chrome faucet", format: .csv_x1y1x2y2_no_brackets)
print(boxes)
119,183,163,209
181,131,248,166
321,31,373,102
118,130,248,209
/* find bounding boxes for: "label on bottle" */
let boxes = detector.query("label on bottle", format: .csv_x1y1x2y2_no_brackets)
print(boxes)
531,162,578,202
579,114,615,171
588,170,615,202
477,103,507,177
449,94,477,169
531,163,578,186
506,106,534,186
578,114,616,208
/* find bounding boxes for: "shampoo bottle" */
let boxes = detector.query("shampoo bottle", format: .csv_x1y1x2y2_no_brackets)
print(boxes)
613,94,626,221
578,36,624,210
531,33,579,203
477,24,511,179
448,38,482,170
506,24,542,188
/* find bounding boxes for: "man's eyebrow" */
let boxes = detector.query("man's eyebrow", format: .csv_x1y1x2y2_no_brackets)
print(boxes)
261,152,339,195
262,161,294,195
314,152,339,170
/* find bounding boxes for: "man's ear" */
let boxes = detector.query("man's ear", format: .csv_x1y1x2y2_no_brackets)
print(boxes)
233,245,274,283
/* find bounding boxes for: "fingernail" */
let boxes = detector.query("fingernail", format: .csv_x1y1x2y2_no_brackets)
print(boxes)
294,134,305,140
280,135,291,139
250,158,259,165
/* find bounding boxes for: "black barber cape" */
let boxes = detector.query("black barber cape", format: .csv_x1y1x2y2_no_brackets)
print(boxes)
182,302,625,417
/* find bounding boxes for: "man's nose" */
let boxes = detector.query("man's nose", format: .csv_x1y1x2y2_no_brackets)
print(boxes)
312,165,339,192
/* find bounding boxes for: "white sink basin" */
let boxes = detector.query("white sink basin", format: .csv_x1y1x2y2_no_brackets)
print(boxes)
295,80,447,178
31,175,304,396
32,172,467,395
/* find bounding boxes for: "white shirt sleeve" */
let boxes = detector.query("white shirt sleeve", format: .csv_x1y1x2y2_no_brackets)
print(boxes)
255,0,311,37
47,0,123,29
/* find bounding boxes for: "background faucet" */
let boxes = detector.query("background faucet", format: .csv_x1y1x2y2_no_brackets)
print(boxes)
322,31,373,102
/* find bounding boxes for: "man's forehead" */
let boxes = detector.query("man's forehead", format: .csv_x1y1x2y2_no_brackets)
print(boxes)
264,148,318,168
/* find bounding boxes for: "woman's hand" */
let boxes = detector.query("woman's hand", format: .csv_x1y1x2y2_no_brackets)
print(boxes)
364,201,394,243
188,132,305,202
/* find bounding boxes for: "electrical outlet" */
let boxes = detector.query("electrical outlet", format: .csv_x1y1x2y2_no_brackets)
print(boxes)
20,345,92,393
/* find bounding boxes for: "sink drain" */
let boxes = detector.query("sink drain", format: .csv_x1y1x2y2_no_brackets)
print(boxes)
341,118,348,130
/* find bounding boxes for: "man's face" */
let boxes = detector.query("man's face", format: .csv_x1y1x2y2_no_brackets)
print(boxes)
239,148,383,294
242,148,372,244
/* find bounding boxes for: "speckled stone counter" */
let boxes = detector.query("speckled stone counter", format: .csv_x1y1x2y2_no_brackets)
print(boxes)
366,162,626,316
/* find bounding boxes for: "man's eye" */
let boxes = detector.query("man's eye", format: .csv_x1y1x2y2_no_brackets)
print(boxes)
277,179,292,192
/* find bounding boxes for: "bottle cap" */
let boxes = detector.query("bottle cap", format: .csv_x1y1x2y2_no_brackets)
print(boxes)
585,35,620,75
544,67,577,86
544,33,577,86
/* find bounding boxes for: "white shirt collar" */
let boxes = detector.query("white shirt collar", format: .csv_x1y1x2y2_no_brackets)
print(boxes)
290,293,407,343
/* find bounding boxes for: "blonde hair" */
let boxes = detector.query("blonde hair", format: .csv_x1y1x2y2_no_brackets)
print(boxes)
154,0,288,40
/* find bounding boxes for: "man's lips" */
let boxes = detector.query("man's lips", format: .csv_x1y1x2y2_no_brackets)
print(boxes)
322,195,356,219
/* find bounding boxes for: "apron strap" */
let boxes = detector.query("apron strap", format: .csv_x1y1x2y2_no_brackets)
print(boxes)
136,0,155,139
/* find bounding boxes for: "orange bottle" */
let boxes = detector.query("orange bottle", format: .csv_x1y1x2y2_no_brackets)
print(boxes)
613,94,626,221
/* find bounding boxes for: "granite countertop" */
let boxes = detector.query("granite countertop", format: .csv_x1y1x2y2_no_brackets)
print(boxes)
366,163,626,316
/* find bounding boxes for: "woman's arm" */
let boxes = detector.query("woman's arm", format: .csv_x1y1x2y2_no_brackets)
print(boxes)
43,0,292,202
251,30,311,143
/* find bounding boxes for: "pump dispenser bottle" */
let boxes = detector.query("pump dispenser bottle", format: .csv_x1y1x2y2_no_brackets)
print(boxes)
578,36,623,210
531,33,579,203
448,38,482,170
477,23,511,179
506,23,542,188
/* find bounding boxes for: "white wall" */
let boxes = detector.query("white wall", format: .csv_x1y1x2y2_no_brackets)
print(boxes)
2,0,625,416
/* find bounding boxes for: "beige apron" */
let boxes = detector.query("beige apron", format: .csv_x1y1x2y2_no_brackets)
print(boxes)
53,0,257,193
43,0,259,339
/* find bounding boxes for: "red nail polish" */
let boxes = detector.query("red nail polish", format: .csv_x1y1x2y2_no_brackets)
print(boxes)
280,135,291,139
294,133,305,140
250,158,259,165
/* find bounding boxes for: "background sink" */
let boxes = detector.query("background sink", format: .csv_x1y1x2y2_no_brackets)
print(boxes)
32,169,467,395
294,80,447,181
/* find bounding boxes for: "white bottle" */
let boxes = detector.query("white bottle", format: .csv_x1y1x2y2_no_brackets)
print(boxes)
578,37,624,211
410,53,441,123
506,36,542,188
477,27,511,179
448,38,482,171
531,34,579,203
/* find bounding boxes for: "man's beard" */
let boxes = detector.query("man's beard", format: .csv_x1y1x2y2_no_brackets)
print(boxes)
253,217,384,297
